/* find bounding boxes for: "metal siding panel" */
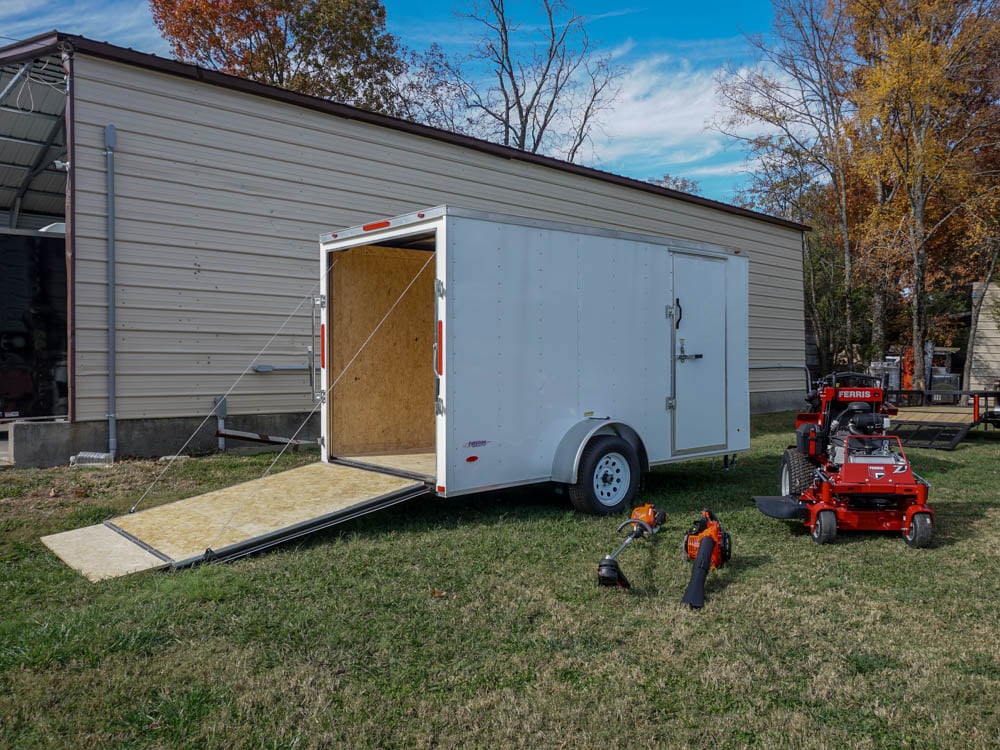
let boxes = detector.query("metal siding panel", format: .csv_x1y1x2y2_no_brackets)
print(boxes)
70,55,804,422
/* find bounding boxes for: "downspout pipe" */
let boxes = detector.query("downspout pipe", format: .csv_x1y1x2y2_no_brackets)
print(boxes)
105,124,117,461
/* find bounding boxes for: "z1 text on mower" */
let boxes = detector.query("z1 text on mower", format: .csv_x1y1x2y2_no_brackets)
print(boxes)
755,372,934,547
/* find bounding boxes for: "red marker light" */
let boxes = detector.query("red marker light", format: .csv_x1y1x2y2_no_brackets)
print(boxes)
363,221,391,231
466,455,479,463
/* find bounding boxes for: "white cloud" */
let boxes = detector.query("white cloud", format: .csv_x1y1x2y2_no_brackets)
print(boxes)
1,1,169,55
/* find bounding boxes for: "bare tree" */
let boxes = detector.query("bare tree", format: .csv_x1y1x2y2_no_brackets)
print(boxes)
403,0,621,162
649,173,702,195
715,0,860,367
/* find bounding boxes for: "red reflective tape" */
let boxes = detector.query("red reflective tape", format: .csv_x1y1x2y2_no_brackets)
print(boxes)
436,320,444,375
363,221,391,231
320,324,325,369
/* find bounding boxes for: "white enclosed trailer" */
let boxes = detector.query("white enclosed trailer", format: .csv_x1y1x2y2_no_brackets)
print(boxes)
319,206,749,514
39,204,753,581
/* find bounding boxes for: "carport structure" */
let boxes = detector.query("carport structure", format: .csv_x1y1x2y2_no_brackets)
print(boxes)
1,49,69,441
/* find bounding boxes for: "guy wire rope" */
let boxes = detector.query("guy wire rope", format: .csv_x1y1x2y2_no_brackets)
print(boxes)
201,251,436,555
128,257,340,514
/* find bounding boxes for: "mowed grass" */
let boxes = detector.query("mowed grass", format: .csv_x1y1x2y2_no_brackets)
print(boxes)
1,417,998,749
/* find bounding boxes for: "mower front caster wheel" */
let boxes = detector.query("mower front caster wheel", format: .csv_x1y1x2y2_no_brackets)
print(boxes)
811,510,837,544
569,436,640,515
903,513,933,548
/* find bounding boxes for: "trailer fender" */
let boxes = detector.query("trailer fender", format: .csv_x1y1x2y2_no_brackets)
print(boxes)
551,419,649,485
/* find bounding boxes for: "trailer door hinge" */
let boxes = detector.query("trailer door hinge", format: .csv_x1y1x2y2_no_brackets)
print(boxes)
314,294,326,308
665,305,674,320
314,391,327,403
435,279,445,298
435,398,445,416
665,397,676,410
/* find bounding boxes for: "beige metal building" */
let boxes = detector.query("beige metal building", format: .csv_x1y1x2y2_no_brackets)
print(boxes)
970,282,1000,392
1,32,807,466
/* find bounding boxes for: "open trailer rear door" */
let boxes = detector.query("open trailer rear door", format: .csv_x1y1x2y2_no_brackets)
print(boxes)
42,462,429,581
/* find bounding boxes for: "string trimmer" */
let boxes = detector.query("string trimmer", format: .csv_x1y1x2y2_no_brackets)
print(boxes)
596,504,667,589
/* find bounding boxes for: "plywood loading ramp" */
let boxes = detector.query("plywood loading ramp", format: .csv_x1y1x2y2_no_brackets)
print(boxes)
41,462,429,581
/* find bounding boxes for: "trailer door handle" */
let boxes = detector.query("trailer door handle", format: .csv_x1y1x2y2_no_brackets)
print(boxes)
675,298,682,329
676,353,704,362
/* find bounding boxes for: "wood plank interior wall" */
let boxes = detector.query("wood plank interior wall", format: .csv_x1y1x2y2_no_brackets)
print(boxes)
329,245,435,455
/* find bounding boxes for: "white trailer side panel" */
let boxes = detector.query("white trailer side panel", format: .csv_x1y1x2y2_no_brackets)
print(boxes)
441,211,743,495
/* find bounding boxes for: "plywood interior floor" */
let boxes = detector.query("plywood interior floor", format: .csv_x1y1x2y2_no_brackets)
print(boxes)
340,452,435,479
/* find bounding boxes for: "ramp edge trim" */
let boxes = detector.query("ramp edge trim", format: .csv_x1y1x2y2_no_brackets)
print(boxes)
104,520,174,564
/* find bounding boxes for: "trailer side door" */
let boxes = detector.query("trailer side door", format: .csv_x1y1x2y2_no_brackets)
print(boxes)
672,253,729,454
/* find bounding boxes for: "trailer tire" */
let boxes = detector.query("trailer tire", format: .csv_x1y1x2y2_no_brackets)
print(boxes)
569,436,639,515
780,449,813,497
811,509,836,544
903,513,933,548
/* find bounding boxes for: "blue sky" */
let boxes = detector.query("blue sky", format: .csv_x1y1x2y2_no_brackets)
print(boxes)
1,0,776,202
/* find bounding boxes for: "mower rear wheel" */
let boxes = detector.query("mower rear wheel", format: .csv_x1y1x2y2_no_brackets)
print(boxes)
780,449,813,497
569,435,639,515
811,509,837,544
903,513,933,548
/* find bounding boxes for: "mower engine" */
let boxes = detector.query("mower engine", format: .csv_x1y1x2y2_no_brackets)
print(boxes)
755,372,934,547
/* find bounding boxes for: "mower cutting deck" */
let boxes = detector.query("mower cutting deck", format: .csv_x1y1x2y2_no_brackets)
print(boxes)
754,372,934,547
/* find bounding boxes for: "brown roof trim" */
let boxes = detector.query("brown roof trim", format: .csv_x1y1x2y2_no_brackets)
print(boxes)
2,31,809,233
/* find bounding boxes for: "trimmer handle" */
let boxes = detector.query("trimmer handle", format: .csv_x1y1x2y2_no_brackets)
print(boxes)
616,518,655,537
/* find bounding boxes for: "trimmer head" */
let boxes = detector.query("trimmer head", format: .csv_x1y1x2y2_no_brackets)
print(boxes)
597,556,630,588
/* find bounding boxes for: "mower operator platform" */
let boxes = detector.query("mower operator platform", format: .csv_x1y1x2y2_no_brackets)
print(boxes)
754,495,808,519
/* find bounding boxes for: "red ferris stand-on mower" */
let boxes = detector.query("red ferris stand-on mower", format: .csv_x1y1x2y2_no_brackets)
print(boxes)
755,372,934,547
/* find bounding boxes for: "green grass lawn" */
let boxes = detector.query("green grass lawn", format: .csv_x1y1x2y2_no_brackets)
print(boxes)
2,417,998,748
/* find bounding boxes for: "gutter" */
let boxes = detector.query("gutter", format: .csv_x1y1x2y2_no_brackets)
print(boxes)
104,124,117,460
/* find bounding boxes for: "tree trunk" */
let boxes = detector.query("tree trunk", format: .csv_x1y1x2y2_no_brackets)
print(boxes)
909,206,928,391
836,172,853,369
870,280,887,362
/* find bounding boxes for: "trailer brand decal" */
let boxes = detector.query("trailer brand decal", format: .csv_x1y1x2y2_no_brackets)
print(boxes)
837,389,874,399
463,440,492,448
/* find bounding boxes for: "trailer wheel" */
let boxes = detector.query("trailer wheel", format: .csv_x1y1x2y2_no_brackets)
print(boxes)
569,436,639,515
903,513,933,548
811,509,836,544
780,449,813,497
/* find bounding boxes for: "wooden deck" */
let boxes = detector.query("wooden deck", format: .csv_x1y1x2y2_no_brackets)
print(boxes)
890,405,981,449
894,405,979,425
41,461,428,581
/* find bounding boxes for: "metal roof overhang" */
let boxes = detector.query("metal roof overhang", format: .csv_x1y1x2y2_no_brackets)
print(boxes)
0,31,809,234
0,37,67,229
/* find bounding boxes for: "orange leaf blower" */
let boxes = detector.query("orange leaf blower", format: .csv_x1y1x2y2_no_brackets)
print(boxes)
681,510,731,608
